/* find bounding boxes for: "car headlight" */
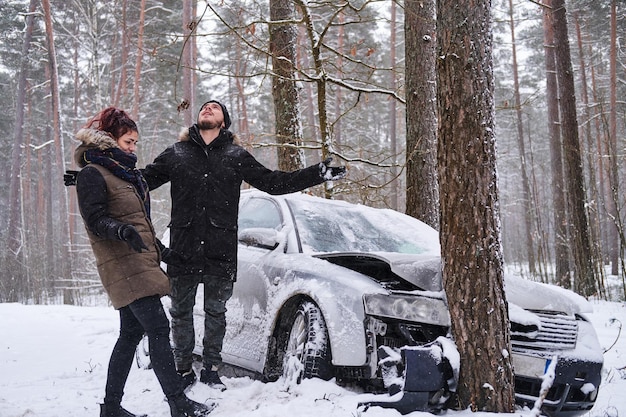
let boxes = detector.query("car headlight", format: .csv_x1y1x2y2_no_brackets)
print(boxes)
363,294,451,326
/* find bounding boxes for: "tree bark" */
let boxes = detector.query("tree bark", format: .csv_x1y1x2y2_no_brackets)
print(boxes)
295,0,333,198
437,0,515,412
404,0,439,229
42,0,73,304
270,0,304,171
508,0,536,274
6,0,37,301
608,0,619,276
132,0,146,120
543,0,570,288
233,41,251,146
552,0,597,296
113,0,129,107
182,0,195,126
574,12,605,297
334,11,344,148
388,2,398,210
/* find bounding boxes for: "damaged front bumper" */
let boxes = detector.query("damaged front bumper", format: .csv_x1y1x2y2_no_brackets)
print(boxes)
513,354,602,417
359,342,455,415
359,344,602,417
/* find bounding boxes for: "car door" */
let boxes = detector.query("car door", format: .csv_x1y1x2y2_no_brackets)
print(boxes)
221,196,286,373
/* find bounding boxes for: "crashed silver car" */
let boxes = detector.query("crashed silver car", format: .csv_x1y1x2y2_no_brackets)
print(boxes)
185,189,603,416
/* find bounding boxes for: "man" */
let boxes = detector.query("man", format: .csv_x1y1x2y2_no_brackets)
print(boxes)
141,100,346,391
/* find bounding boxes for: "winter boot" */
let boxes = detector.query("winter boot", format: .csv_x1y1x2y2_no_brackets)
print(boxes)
100,403,147,417
199,368,227,391
178,368,196,391
167,394,216,417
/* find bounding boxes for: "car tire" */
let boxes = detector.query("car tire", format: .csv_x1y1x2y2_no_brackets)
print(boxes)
283,301,333,382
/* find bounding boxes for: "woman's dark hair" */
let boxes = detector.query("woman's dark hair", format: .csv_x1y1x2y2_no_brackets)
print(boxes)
85,107,138,139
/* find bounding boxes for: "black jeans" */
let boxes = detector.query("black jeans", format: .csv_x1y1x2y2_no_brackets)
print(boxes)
104,295,182,405
169,275,234,371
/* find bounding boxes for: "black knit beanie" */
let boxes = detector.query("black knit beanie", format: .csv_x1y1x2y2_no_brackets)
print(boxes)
199,100,231,129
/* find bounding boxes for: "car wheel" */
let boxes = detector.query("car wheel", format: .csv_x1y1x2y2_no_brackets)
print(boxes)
283,301,333,383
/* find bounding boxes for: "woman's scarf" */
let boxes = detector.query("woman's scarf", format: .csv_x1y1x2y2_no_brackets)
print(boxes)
84,147,151,217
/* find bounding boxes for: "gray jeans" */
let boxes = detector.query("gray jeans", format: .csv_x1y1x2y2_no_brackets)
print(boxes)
169,274,234,371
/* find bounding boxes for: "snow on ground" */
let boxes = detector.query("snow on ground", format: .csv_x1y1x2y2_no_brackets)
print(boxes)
0,299,624,417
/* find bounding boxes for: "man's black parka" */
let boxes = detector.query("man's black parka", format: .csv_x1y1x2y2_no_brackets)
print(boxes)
142,125,325,280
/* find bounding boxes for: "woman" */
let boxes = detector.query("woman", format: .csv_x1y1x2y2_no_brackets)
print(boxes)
74,107,214,417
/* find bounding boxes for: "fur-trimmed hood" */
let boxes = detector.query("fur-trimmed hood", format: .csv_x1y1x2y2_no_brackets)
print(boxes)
74,128,118,167
178,127,191,142
178,125,239,146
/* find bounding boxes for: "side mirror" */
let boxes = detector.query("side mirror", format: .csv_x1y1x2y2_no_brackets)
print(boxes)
238,228,280,250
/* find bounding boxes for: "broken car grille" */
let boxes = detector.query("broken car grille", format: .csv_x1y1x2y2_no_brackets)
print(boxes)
511,311,578,351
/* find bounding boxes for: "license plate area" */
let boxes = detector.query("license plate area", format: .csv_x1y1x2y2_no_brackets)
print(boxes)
512,354,550,378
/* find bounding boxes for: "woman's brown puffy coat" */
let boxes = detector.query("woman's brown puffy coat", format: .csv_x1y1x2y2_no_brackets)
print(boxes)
74,129,170,309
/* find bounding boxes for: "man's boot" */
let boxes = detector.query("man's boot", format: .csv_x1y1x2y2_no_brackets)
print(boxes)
199,367,227,392
178,368,197,391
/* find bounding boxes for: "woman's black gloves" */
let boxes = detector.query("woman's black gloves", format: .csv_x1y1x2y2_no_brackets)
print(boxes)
118,224,148,253
64,170,78,186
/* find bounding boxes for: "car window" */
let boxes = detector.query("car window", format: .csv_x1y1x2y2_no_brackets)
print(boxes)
288,199,440,255
238,197,283,231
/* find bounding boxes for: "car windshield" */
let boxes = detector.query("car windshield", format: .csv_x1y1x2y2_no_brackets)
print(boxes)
287,198,441,255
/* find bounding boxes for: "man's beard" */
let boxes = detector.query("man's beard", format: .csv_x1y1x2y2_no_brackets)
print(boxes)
197,120,221,130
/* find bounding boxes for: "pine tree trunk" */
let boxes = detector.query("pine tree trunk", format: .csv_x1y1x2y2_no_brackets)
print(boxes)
543,0,570,288
588,42,612,282
574,12,605,297
552,0,597,297
132,0,146,120
388,2,398,210
508,0,536,275
334,12,344,148
42,0,73,304
404,0,439,229
182,0,195,126
608,0,619,276
436,0,515,411
233,44,251,146
113,0,129,107
270,0,304,171
5,0,37,302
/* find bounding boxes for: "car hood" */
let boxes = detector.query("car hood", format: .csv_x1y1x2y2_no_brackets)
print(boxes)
315,252,443,293
503,273,592,314
315,252,591,315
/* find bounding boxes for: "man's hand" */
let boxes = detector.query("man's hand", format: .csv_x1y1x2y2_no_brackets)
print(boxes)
319,157,347,181
156,239,187,266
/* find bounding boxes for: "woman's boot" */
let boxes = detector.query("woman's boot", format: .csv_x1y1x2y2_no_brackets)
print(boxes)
100,403,147,417
167,394,216,417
